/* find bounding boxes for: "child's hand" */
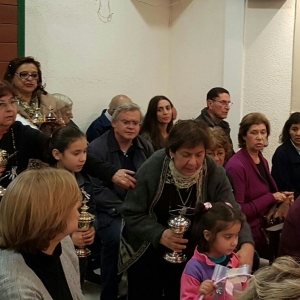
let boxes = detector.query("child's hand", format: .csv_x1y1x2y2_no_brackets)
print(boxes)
82,227,95,245
71,231,86,247
199,280,218,296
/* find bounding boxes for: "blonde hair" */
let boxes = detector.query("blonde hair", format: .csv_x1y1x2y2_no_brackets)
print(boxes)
207,127,233,161
238,256,300,300
0,168,81,253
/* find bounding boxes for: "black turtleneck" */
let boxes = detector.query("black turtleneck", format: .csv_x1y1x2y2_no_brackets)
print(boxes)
21,243,73,300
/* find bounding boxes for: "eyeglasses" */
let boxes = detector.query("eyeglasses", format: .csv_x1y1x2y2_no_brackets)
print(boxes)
206,150,225,158
211,99,233,107
15,72,39,80
0,99,19,110
119,120,141,127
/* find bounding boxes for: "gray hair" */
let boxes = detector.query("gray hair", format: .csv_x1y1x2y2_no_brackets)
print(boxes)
111,103,142,121
238,256,300,300
52,93,73,107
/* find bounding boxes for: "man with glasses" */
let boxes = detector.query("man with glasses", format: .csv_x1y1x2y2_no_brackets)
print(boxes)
88,103,154,300
86,94,132,142
196,87,233,144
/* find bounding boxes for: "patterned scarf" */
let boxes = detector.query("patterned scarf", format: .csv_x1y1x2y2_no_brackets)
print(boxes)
166,158,206,202
17,94,39,119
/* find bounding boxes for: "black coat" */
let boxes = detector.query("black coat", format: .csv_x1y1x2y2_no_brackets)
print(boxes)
272,140,300,199
0,122,118,188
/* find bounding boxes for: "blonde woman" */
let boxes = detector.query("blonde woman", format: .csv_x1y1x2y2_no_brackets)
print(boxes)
0,168,85,299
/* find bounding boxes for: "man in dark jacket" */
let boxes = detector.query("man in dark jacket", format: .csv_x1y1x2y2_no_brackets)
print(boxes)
196,87,233,144
88,102,154,300
86,94,132,143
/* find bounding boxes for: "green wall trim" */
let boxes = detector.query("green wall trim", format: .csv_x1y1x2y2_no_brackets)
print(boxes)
18,0,25,57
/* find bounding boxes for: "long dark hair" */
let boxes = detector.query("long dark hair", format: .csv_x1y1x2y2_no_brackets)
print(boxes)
3,56,47,95
46,126,86,165
280,112,300,143
192,202,245,253
140,95,173,150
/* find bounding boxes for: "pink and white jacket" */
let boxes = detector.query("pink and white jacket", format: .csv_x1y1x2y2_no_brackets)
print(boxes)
180,248,240,300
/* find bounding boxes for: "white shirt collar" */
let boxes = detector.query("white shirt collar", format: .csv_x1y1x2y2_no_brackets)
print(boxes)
290,139,300,155
105,109,112,122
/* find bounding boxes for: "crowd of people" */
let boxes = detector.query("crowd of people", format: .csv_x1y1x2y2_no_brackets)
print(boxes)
0,56,300,300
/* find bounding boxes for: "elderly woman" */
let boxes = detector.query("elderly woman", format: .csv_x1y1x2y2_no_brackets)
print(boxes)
3,56,64,121
272,112,300,199
120,120,254,300
206,126,233,166
225,113,293,259
140,95,176,150
0,168,84,299
0,80,135,190
52,93,79,128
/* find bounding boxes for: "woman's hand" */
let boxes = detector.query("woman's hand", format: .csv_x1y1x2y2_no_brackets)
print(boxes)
199,280,218,296
82,227,95,245
236,243,254,269
112,169,136,189
273,192,287,203
71,231,86,247
282,191,294,204
159,229,188,252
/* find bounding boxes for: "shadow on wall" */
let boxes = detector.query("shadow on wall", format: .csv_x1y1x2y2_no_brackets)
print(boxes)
245,0,291,47
130,0,194,25
170,0,195,25
248,0,287,9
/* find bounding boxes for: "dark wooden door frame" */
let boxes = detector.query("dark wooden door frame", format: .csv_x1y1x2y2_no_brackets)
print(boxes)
18,0,25,56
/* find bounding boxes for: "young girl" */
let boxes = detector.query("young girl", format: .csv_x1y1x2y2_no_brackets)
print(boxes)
48,126,96,285
181,202,246,300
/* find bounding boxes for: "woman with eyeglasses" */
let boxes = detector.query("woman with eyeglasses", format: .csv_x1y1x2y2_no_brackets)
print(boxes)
120,120,254,300
225,113,293,260
3,56,64,123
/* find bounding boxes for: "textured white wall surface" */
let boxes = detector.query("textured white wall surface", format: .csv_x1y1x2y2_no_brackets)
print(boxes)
25,0,296,160
25,0,170,130
169,0,225,120
243,0,295,162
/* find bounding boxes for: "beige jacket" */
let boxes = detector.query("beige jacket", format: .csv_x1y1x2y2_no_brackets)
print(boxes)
18,93,65,120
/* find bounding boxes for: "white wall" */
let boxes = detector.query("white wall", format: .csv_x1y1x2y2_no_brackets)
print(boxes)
169,0,226,119
25,0,170,130
243,0,295,161
25,0,296,162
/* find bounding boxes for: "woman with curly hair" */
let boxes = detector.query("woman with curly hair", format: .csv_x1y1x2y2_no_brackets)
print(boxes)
3,56,64,122
238,256,300,300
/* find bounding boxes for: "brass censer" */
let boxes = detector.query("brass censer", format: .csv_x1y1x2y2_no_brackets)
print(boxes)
75,189,95,257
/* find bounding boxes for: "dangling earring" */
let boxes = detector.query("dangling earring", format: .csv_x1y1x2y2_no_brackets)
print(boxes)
170,156,174,160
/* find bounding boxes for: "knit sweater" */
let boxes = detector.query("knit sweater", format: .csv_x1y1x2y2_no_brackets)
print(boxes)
119,150,253,273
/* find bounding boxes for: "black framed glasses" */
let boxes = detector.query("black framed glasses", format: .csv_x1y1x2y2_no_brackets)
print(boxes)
15,72,39,80
210,99,233,107
0,99,19,110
